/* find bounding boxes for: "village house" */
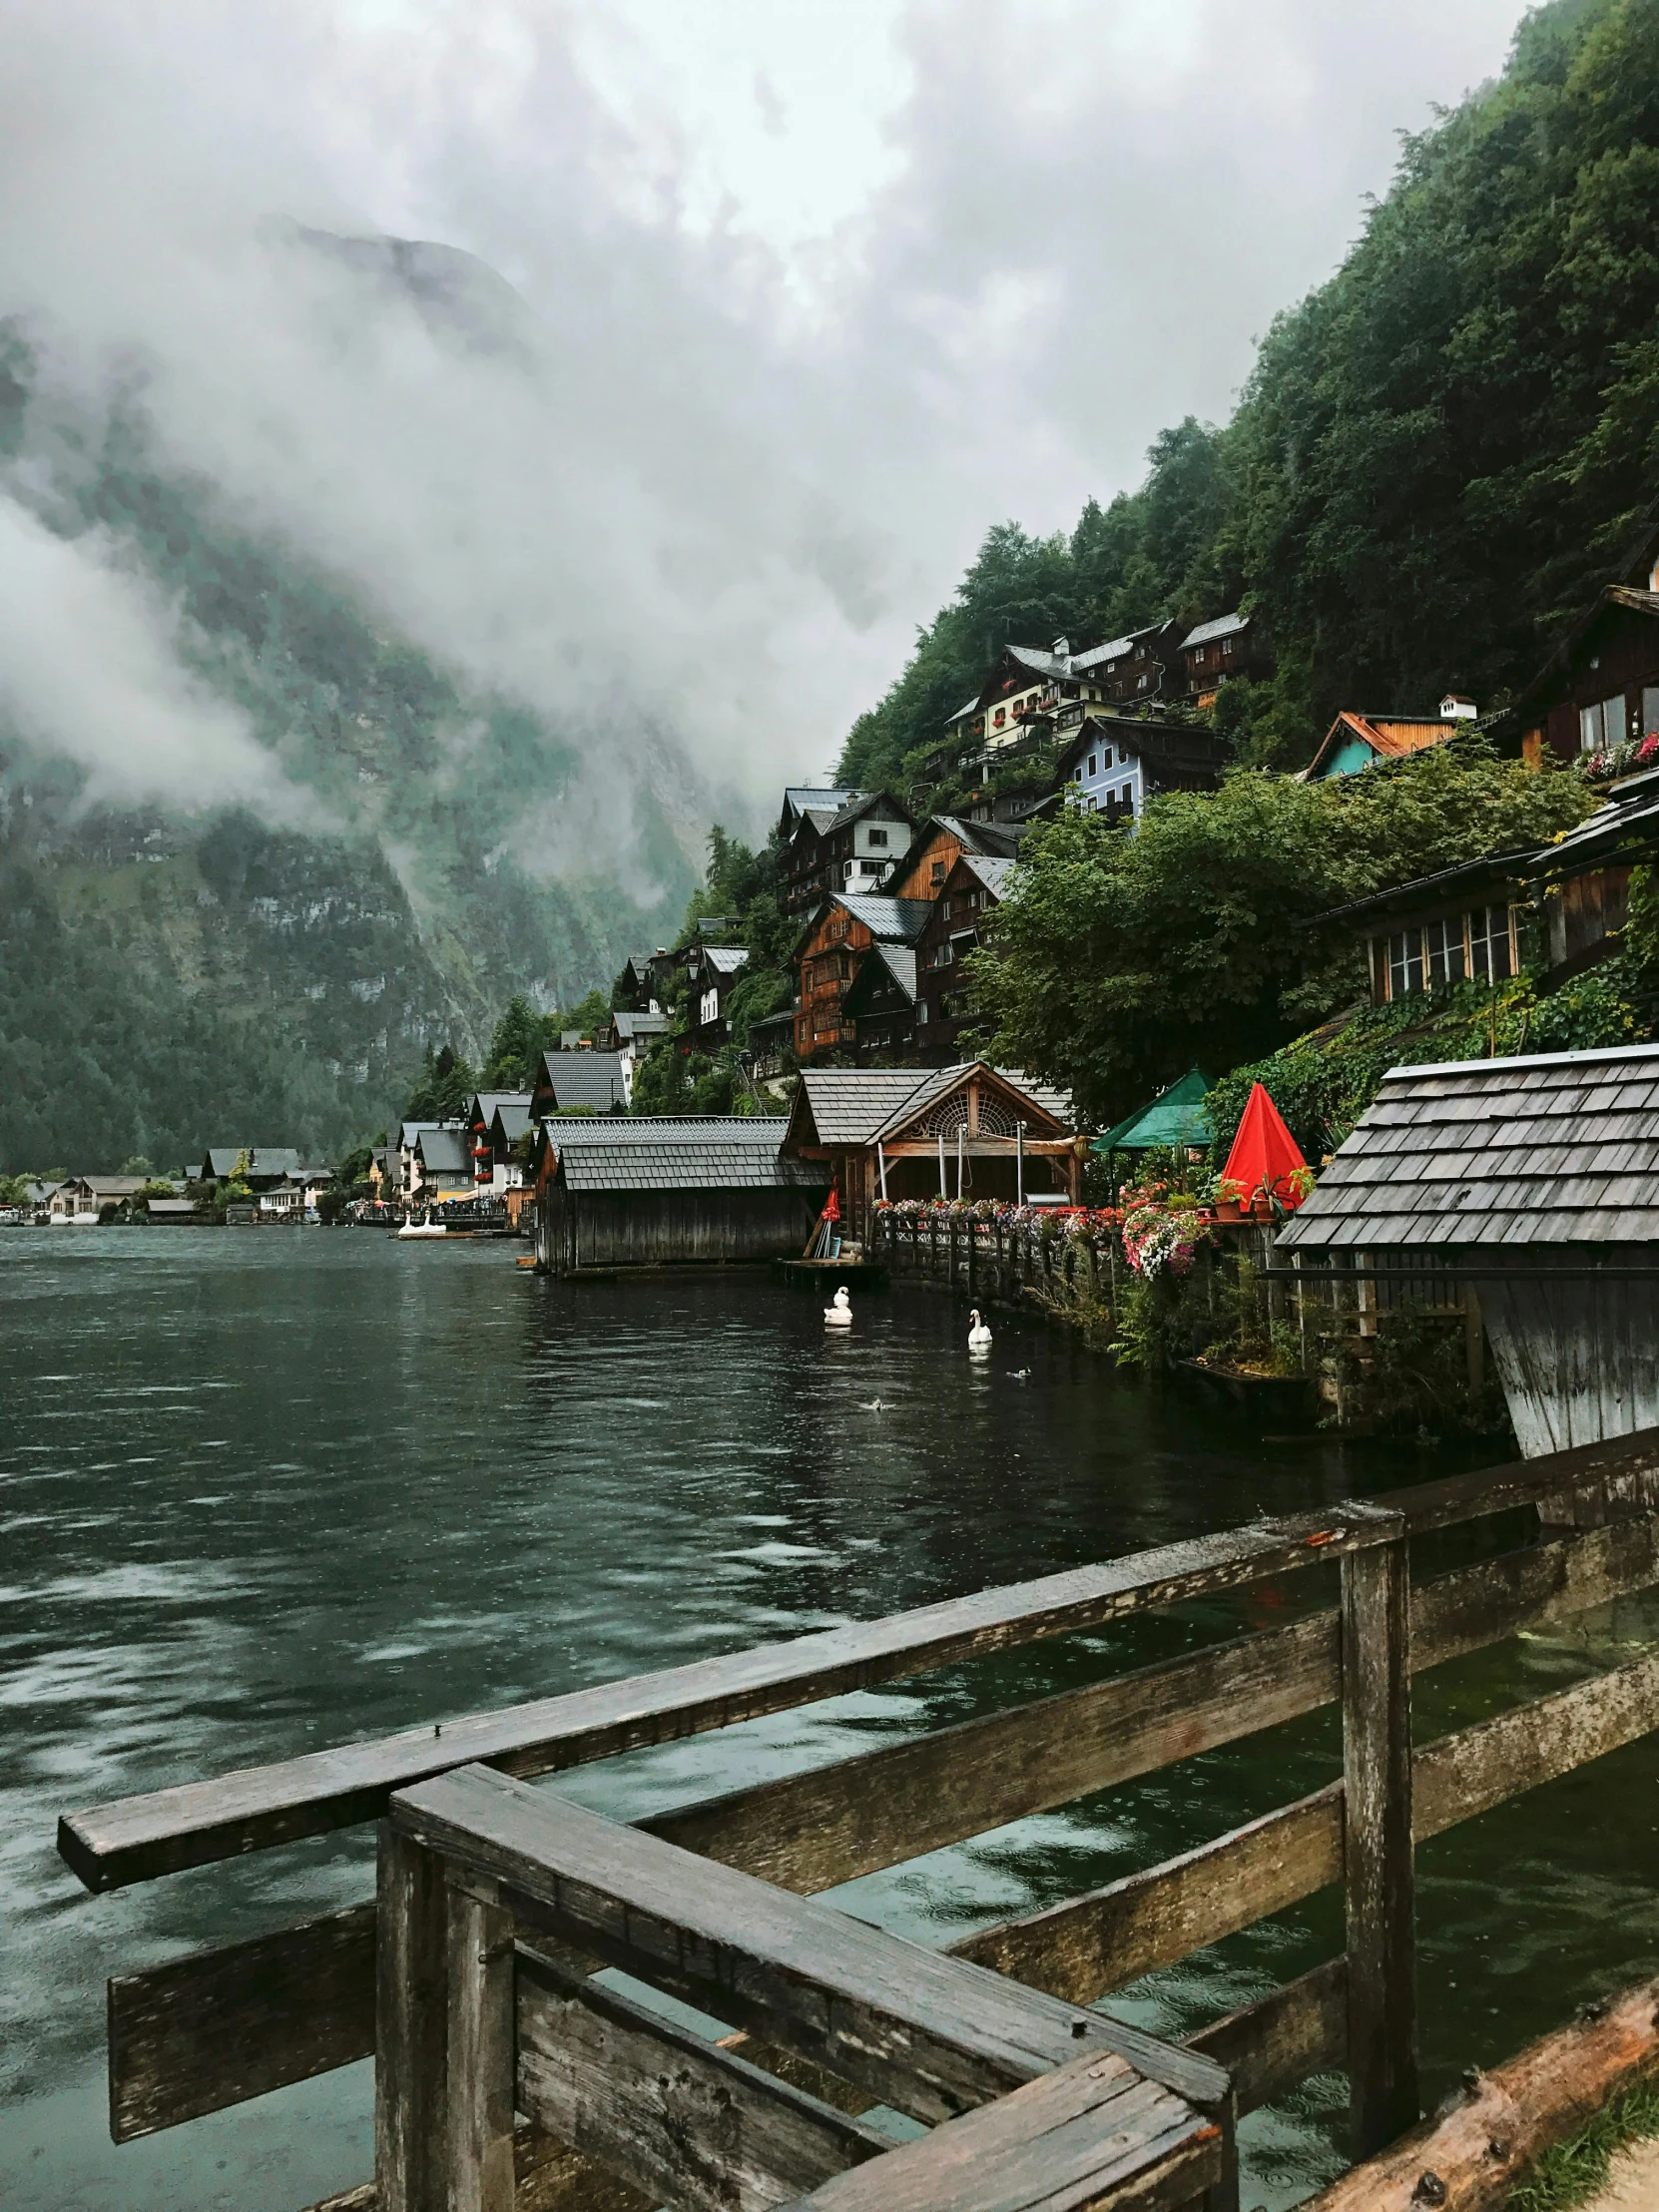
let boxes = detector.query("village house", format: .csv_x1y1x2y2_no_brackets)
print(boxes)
781,1062,1077,1247
528,1049,629,1117
611,955,655,1011
196,1146,303,1191
793,890,932,1062
1175,611,1269,705
840,944,919,1063
745,1006,797,1080
49,1175,150,1223
682,943,751,1053
780,790,913,914
1056,713,1229,821
465,1091,532,1189
256,1167,336,1221
392,1120,461,1201
411,1126,471,1202
1506,511,1659,764
912,853,1015,1063
596,1009,673,1098
531,1116,827,1276
1303,701,1480,782
888,815,1024,899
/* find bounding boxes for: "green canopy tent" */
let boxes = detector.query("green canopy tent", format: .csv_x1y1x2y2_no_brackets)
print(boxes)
1092,1069,1212,1159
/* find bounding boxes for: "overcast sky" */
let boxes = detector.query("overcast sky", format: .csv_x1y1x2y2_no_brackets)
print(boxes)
0,0,1530,819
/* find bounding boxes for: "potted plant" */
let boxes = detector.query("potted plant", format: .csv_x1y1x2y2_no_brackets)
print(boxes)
1207,1175,1249,1224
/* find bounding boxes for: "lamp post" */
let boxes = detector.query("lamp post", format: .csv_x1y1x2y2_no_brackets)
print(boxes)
1016,1120,1026,1206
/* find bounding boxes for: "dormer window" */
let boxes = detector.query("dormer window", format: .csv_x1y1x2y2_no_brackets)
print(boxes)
867,828,887,847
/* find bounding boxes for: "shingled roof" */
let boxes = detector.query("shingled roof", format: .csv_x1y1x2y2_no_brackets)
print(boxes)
790,1064,1072,1147
1276,1044,1659,1250
541,1116,823,1193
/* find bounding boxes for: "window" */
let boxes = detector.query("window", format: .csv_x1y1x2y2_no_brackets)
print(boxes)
927,942,953,968
1222,635,1235,658
1137,673,1149,691
993,708,1005,727
1468,904,1514,983
1386,929,1424,999
1087,754,1097,778
1581,695,1628,751
940,896,953,919
1087,796,1097,812
699,987,719,1025
916,999,929,1025
867,828,888,847
1645,686,1659,739
1425,916,1465,986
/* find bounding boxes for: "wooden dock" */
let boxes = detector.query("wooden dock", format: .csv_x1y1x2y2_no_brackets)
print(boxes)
773,1256,889,1290
57,1423,1659,2210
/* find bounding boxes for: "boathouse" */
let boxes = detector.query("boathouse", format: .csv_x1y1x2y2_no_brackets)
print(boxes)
783,1062,1077,1246
532,1116,829,1276
1277,1042,1659,1454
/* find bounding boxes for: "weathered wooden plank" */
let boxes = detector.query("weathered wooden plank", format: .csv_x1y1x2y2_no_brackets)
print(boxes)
1339,1529,1417,2158
104,1511,1659,2142
515,1944,891,2212
53,1500,1413,1890
770,2053,1222,2212
447,1888,514,2212
389,1765,1229,2125
373,1823,448,2212
1301,1969,1659,2212
302,2127,650,2212
1185,1958,1346,2117
107,1903,376,2143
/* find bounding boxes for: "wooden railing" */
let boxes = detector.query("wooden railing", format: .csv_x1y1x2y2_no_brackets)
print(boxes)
59,1425,1659,2210
872,1208,1124,1306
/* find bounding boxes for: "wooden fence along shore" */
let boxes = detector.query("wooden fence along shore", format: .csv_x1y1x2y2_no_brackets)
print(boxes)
58,1424,1659,2211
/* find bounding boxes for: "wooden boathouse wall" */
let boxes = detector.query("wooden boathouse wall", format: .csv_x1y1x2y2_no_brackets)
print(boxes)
56,1422,1659,2210
539,1182,826,1276
1280,1044,1659,1456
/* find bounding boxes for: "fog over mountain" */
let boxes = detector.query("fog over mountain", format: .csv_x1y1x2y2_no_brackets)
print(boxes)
0,0,1528,1164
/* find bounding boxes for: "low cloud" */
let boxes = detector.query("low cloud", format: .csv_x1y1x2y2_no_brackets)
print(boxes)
0,493,308,816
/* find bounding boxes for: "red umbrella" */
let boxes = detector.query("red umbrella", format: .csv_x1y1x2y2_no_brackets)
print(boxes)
1222,1082,1309,1209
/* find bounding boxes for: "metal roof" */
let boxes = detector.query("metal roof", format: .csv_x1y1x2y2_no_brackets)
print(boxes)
1180,611,1250,650
537,1051,629,1111
468,1091,531,1125
610,1011,672,1040
844,942,918,1008
701,946,751,976
1277,1044,1659,1250
540,1117,819,1194
831,892,933,942
959,853,1016,899
489,1103,532,1143
415,1128,469,1174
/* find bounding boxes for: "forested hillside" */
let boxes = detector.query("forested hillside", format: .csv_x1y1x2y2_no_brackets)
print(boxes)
839,0,1659,788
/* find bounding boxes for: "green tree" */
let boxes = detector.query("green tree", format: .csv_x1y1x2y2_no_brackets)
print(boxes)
402,1044,476,1120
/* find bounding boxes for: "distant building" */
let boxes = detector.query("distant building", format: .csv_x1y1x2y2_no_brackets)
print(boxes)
528,1050,629,1118
793,892,932,1062
597,1010,674,1099
196,1146,303,1190
393,1121,462,1200
411,1126,471,1201
50,1175,149,1223
1303,710,1474,782
912,853,1015,1063
1056,714,1229,822
841,944,919,1063
465,1091,533,1188
683,943,751,1053
780,790,913,914
1175,611,1269,705
1508,515,1659,764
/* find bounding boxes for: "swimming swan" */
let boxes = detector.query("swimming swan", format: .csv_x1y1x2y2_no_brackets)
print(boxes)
825,1286,853,1328
967,1309,992,1353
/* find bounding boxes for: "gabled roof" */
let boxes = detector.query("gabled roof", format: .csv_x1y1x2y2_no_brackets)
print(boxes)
786,1063,1071,1149
1054,714,1229,785
1278,1044,1659,1249
1305,712,1464,779
780,787,856,838
823,789,914,834
467,1091,531,1127
414,1127,469,1174
394,1121,456,1151
610,1010,673,1041
71,1175,150,1198
958,853,1016,899
699,946,751,977
535,1050,629,1113
1511,584,1659,723
488,1102,532,1145
842,942,918,1014
537,1115,822,1193
1180,611,1250,651
817,892,933,944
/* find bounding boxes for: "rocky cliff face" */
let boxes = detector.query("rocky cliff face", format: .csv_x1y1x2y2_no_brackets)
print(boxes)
0,238,705,1170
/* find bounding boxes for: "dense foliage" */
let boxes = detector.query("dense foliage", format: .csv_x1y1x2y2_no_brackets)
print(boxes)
839,0,1659,788
973,741,1594,1122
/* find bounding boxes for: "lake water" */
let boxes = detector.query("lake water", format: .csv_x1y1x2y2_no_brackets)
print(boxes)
2,1228,1657,2211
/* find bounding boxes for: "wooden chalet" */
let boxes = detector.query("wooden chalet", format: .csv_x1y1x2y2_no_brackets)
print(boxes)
529,1049,629,1118
888,814,1023,900
1278,1043,1659,1455
611,954,655,1011
914,852,1014,1063
1509,514,1659,764
1175,610,1269,705
411,1126,471,1201
1303,709,1473,782
465,1091,531,1190
780,790,913,916
793,891,931,1063
841,943,918,1063
783,1062,1077,1244
683,942,750,1053
531,1116,827,1276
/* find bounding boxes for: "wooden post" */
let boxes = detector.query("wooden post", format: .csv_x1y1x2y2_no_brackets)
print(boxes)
375,1823,450,2212
446,1884,516,2212
949,1210,959,1290
929,1210,938,1281
1463,1284,1484,1392
1341,1515,1417,2159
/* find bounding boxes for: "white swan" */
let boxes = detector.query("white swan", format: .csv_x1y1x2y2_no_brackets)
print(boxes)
825,1286,853,1328
967,1309,992,1353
